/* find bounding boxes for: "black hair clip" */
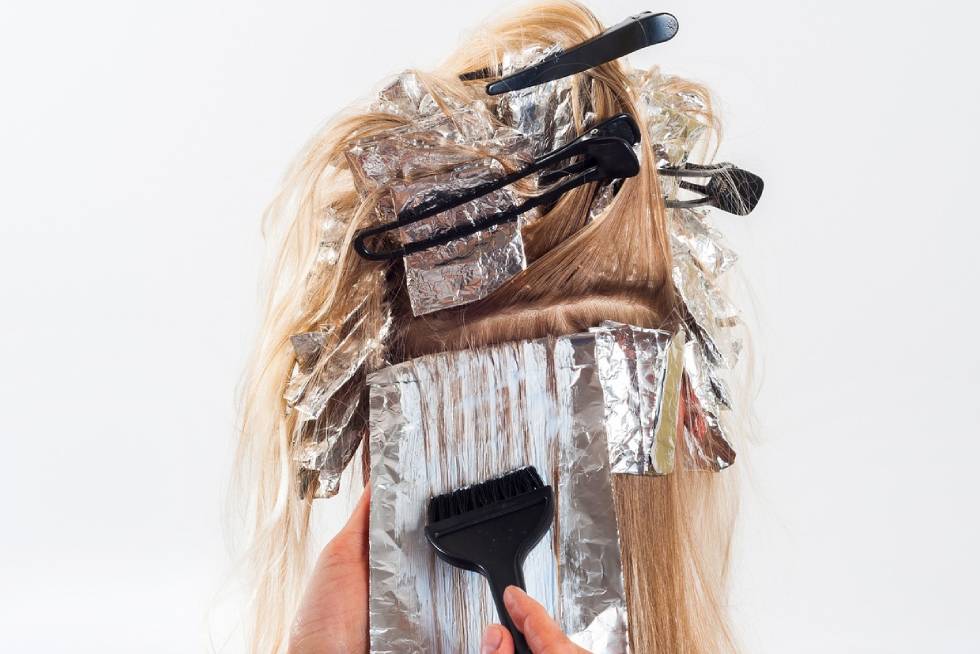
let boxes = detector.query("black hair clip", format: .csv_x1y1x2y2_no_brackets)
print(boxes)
353,114,642,261
661,163,765,216
467,12,679,96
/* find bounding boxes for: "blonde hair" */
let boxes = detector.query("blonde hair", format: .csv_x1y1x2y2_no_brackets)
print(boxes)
236,2,738,652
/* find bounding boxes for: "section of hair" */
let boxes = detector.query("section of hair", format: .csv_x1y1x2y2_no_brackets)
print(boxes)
236,2,737,653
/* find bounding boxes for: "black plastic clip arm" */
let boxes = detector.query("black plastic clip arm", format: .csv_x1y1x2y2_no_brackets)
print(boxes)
481,12,679,95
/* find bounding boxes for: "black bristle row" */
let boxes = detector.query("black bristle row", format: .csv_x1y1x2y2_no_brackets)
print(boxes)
427,466,545,524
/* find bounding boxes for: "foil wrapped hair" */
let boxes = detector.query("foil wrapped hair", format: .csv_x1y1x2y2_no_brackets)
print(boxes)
285,54,746,498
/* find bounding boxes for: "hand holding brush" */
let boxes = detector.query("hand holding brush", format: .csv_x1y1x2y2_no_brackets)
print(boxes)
425,467,559,654
480,586,593,654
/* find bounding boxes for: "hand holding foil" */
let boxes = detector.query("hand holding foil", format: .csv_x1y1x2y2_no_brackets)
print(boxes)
481,587,594,654
289,489,371,654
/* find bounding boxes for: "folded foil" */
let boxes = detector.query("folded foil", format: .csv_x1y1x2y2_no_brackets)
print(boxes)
671,250,741,370
494,44,575,157
682,339,736,471
593,322,686,476
346,49,578,316
365,318,735,652
346,72,537,315
669,207,737,279
286,298,393,499
631,67,709,171
629,68,745,454
367,333,629,654
666,211,740,472
390,156,529,316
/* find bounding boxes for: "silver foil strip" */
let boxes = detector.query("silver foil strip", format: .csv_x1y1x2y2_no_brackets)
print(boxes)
494,45,575,157
346,52,577,316
554,335,630,652
293,386,361,469
375,71,450,120
287,304,393,499
347,110,509,195
681,339,736,472
671,250,741,370
289,313,373,422
368,334,629,654
284,295,370,415
669,207,737,279
390,158,528,316
628,67,745,460
593,321,685,476
630,67,709,170
315,206,347,267
309,386,368,499
346,78,533,316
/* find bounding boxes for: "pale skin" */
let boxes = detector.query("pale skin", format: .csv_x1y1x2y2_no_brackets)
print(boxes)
288,487,591,654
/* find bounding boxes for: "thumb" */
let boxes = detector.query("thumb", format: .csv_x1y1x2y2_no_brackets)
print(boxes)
503,586,589,653
317,485,370,564
339,485,371,541
480,624,514,654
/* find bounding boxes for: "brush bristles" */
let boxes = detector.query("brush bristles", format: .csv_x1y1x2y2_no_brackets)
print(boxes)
427,466,546,524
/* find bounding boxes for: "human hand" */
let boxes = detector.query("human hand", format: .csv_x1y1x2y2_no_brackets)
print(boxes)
480,586,592,654
288,488,370,654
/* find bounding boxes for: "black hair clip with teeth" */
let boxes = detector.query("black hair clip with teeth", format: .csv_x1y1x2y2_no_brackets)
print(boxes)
661,163,765,216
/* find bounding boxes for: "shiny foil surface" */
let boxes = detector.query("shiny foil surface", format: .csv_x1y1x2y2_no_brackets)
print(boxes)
290,61,750,496
346,72,537,316
345,48,578,316
390,157,529,316
367,334,629,654
287,303,393,499
494,45,575,157
631,67,709,170
629,68,746,462
593,321,685,476
681,339,736,471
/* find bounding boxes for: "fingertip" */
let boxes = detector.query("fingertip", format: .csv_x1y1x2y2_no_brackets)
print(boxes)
503,588,569,649
503,585,525,607
481,624,512,654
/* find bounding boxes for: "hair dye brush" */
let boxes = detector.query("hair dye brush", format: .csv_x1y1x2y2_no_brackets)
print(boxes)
425,466,555,654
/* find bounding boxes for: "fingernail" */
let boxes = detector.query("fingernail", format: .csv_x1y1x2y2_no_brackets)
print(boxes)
481,625,503,654
503,585,523,608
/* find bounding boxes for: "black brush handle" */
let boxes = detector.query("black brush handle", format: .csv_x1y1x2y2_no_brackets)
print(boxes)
484,561,532,654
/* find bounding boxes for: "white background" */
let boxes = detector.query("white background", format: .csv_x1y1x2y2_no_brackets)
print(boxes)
2,1,978,652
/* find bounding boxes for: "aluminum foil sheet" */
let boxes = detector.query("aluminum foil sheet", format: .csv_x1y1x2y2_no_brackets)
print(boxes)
628,67,746,447
669,207,737,279
390,158,529,316
671,250,741,369
346,74,537,315
682,339,736,472
374,71,448,120
287,312,373,421
286,300,393,498
346,50,578,316
593,321,685,476
630,67,709,171
315,206,347,267
494,45,575,157
665,207,741,473
367,334,629,654
347,109,510,194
